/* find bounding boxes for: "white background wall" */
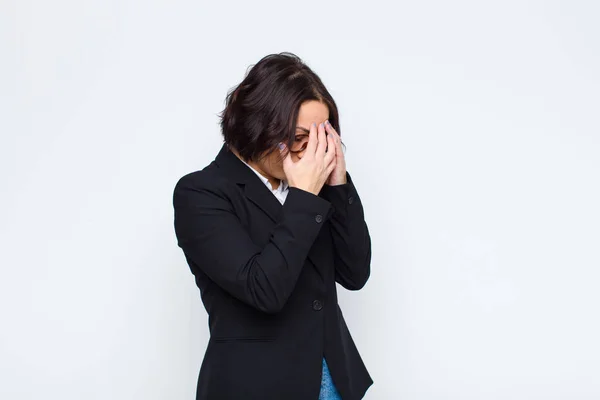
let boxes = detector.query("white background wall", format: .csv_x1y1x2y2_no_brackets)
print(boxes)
2,1,599,399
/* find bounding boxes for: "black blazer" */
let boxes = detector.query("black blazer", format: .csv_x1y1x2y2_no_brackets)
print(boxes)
173,143,373,400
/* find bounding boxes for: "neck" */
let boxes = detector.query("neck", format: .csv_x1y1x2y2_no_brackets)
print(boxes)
230,146,280,190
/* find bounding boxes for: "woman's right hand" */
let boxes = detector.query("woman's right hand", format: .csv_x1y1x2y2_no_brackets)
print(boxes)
280,122,336,196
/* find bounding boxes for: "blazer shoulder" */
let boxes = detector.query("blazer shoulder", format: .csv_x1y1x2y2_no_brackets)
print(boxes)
173,163,232,207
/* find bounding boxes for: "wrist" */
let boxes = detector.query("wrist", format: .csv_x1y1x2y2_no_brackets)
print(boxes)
326,176,347,186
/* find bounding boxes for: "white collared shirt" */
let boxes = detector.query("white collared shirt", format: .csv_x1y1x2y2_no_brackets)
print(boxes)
240,159,289,205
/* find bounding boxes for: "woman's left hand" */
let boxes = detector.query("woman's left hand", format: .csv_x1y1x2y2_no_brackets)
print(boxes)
324,120,347,186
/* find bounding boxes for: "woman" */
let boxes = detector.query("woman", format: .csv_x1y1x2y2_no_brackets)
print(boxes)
173,52,373,400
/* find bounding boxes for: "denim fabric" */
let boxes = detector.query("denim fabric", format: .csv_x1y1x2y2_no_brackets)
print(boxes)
319,357,342,399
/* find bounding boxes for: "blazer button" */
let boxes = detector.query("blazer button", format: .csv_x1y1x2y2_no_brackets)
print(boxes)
315,214,323,223
312,300,323,311
348,196,355,204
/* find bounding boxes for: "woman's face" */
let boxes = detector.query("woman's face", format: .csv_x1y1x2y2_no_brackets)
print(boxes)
260,100,330,182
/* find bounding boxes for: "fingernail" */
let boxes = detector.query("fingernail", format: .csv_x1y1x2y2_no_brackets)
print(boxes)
325,120,330,125
320,123,324,129
278,143,285,150
312,122,317,128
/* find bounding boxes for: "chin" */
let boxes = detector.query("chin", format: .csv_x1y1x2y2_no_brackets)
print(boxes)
274,172,287,182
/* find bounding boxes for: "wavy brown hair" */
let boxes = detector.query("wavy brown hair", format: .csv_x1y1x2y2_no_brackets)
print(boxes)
218,52,341,162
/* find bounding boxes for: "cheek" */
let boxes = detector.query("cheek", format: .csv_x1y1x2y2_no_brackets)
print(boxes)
270,157,286,177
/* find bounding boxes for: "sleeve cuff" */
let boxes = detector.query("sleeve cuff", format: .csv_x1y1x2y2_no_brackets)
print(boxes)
286,186,335,221
318,171,359,208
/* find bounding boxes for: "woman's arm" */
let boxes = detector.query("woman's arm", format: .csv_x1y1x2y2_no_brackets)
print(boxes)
173,173,333,314
319,171,372,290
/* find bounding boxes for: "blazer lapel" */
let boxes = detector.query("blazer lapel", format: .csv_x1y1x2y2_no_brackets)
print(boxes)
213,143,329,281
243,179,284,224
214,143,282,223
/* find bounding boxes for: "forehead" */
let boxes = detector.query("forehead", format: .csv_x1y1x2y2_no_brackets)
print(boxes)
296,100,329,128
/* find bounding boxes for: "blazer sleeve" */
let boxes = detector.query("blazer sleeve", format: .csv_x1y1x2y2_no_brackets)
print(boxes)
173,174,334,314
318,171,372,290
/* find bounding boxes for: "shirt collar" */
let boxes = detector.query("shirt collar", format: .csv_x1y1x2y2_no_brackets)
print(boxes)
239,158,288,192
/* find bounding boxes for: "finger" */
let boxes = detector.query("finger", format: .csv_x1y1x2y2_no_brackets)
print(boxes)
315,122,327,159
305,122,318,157
324,131,336,165
324,120,337,136
326,154,336,175
325,121,342,155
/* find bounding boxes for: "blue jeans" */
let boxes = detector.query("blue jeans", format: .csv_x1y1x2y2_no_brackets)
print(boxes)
319,357,342,400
